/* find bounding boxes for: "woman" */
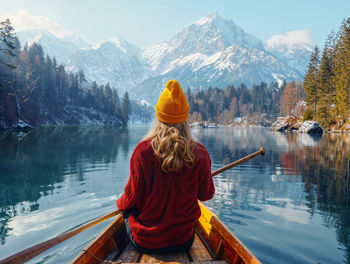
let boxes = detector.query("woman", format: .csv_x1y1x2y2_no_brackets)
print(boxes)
117,80,214,253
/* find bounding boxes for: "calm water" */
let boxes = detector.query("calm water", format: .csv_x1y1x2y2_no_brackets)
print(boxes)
0,126,349,264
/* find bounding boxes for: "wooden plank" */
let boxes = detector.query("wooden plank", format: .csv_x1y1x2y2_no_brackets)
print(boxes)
71,214,125,264
139,251,189,263
207,228,224,260
195,221,210,245
210,216,261,264
189,235,212,262
196,202,221,259
196,201,260,264
118,243,142,263
214,239,224,260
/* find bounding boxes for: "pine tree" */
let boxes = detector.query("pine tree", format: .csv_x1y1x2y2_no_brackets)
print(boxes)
318,46,333,126
333,18,350,125
304,46,320,119
0,18,18,100
121,91,131,124
77,69,86,88
112,88,120,107
0,19,17,70
104,83,112,100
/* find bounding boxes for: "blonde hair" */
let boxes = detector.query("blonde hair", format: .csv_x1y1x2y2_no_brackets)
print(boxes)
144,121,195,173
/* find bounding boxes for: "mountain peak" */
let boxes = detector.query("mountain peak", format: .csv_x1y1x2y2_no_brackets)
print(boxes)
89,36,140,55
207,11,219,18
108,37,125,47
195,11,222,25
17,28,89,63
166,12,264,55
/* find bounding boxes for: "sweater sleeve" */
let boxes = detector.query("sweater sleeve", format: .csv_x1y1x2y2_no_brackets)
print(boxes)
197,149,215,201
116,149,145,211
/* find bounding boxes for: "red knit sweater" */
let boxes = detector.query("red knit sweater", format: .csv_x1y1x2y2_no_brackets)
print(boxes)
116,139,214,249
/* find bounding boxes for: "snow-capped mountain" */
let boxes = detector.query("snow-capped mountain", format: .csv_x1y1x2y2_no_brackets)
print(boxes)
133,12,304,104
265,30,314,75
142,12,264,75
17,29,89,63
65,37,153,95
266,43,313,76
16,12,313,106
132,44,301,104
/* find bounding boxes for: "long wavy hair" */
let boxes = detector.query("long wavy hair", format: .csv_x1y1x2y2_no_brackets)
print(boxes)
144,121,196,173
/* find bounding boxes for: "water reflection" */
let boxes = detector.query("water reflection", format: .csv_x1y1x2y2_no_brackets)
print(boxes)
301,134,350,263
0,126,130,245
0,126,349,264
193,128,350,264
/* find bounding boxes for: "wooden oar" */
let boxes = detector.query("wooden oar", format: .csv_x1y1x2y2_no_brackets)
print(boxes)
212,147,265,176
1,147,264,264
0,209,122,264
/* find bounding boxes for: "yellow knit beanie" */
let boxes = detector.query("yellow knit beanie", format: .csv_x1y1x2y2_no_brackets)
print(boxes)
156,80,190,124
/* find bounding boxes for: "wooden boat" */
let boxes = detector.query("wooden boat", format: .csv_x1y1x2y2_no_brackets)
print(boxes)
71,202,261,264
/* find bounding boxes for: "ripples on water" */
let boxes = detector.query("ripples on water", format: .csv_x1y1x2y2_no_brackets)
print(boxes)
0,126,349,264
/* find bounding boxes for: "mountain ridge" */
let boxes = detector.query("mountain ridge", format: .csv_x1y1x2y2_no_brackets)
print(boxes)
17,29,89,63
16,12,314,105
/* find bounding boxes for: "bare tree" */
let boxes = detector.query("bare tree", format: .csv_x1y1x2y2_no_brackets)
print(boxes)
8,73,38,122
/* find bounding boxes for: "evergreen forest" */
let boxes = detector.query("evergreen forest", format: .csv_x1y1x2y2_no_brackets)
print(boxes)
0,19,131,129
186,81,285,125
303,18,350,129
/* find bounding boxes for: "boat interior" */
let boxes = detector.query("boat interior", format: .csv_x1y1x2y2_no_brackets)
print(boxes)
71,202,260,264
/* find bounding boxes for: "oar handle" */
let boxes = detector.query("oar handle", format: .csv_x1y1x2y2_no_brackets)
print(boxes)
212,147,265,177
0,209,122,264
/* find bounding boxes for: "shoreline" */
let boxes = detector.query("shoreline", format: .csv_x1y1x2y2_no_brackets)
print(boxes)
1,122,350,134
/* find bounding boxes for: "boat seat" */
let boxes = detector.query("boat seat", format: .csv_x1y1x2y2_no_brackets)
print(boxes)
118,234,227,263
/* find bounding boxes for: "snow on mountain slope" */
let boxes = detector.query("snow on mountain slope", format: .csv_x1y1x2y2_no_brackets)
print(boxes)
65,37,153,95
133,13,306,104
16,12,313,107
132,43,301,105
265,30,314,75
142,12,264,75
17,29,89,63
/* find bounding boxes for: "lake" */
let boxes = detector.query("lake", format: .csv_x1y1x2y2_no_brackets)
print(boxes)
0,126,349,263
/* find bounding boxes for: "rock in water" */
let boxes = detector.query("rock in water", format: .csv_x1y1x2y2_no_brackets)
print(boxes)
270,116,302,132
298,121,324,134
12,120,34,131
190,122,218,128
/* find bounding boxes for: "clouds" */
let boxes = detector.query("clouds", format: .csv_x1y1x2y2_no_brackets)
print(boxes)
1,9,317,50
0,10,72,39
266,30,315,49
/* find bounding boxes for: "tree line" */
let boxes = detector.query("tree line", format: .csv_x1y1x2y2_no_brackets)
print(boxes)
304,18,350,128
187,81,285,125
0,19,131,128
189,17,350,128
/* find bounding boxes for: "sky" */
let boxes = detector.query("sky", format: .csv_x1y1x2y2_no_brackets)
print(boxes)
0,0,349,48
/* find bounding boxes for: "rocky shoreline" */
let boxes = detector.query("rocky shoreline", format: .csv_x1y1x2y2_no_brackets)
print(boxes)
269,116,350,134
190,122,219,128
2,116,349,134
269,116,325,133
188,116,350,134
